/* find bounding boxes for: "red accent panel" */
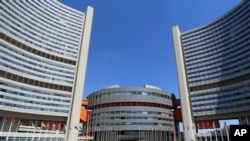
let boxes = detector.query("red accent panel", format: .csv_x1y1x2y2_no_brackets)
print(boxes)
196,119,220,129
175,108,182,122
174,99,180,106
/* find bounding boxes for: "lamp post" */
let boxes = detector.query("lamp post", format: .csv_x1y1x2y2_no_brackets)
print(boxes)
171,109,177,141
86,109,92,141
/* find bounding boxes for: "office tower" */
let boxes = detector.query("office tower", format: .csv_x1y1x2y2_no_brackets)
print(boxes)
87,85,176,141
172,0,250,141
0,1,93,140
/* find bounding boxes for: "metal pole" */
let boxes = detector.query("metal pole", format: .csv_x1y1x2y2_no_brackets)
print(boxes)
220,128,224,141
6,119,13,141
0,117,6,137
86,110,92,141
171,109,177,141
225,122,229,141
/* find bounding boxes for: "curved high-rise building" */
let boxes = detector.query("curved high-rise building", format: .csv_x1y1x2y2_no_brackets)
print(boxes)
172,0,250,141
87,85,175,141
0,0,93,140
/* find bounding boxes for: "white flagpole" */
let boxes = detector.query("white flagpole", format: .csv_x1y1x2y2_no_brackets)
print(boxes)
0,118,5,137
246,116,249,125
202,122,207,141
44,123,49,141
50,126,53,141
6,119,13,141
213,121,218,141
38,126,41,141
209,127,212,141
25,121,31,141
139,127,140,141
225,122,229,141
13,119,21,141
31,121,36,141
220,128,224,141
239,117,242,125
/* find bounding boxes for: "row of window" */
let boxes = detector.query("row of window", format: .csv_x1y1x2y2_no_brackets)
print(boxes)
91,122,172,127
14,0,82,46
189,72,250,92
181,1,249,42
188,66,250,84
7,0,82,37
187,55,250,79
184,32,250,64
0,80,71,99
192,96,250,108
90,91,172,99
0,93,70,109
92,111,172,117
1,17,77,59
0,70,73,92
91,116,172,122
3,2,81,53
47,0,84,22
184,37,249,72
182,13,250,55
192,102,250,114
1,21,76,59
191,83,250,98
182,18,249,50
185,38,250,68
0,101,69,114
1,88,70,107
1,45,74,83
1,56,73,84
191,91,250,103
32,1,83,29
1,6,79,54
0,33,77,66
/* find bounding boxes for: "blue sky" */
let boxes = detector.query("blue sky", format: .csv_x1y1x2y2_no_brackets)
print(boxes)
60,0,241,98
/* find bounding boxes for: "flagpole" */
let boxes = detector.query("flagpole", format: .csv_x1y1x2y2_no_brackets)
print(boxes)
246,116,249,125
209,127,212,141
220,128,224,141
202,122,207,141
239,117,242,125
31,121,36,141
0,117,6,137
224,122,229,141
13,119,21,141
213,121,218,141
38,124,42,141
25,121,32,141
6,118,14,141
138,127,140,141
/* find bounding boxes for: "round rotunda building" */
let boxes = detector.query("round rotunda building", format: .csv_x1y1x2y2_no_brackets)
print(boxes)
87,85,176,141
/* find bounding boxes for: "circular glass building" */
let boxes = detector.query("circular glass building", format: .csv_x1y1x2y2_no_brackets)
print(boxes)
87,85,175,141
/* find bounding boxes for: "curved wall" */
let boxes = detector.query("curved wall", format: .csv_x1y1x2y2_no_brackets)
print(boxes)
180,0,250,117
0,0,84,117
87,86,174,131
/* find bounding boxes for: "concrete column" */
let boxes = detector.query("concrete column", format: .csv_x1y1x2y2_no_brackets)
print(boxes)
66,6,94,141
172,26,196,141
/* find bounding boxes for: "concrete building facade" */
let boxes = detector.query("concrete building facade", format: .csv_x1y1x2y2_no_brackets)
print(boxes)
0,0,93,140
87,85,176,141
172,0,250,141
